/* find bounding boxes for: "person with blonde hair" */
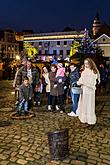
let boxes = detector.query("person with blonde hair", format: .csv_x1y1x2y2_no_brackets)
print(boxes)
77,58,100,126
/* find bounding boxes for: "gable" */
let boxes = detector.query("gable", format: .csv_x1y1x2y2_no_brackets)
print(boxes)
94,34,110,44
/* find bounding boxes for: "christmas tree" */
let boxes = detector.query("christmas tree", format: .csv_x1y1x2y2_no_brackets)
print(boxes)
70,28,103,65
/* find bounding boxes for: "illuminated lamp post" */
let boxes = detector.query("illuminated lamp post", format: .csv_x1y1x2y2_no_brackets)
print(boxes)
16,55,20,61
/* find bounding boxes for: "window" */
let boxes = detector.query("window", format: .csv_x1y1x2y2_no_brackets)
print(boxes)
60,50,63,55
53,50,57,55
8,45,10,50
60,50,63,59
57,41,60,46
45,50,48,54
39,50,42,54
15,46,18,51
12,46,14,51
39,42,42,46
66,50,70,55
64,41,67,45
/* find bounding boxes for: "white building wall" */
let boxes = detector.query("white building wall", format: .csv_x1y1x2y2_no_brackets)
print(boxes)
24,30,85,60
33,39,73,59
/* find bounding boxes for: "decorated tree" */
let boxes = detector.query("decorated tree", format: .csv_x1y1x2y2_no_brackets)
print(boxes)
70,40,80,57
24,42,38,59
70,29,103,65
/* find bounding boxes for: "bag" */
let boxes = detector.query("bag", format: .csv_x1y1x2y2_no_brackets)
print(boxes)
71,86,82,94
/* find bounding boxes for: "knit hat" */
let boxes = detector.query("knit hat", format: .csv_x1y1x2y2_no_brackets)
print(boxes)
57,63,63,68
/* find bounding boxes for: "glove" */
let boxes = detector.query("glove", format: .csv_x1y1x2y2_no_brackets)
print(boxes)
58,79,62,83
64,86,67,90
54,84,57,88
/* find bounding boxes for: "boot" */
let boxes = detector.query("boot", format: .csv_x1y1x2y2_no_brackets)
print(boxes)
48,105,51,111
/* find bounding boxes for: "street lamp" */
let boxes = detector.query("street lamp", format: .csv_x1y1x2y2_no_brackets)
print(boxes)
16,55,20,61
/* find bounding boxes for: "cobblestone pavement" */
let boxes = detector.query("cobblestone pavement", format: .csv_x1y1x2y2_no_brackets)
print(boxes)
0,80,110,165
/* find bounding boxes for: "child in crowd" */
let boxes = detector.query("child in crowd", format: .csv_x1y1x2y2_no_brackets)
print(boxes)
34,79,43,105
18,76,33,115
54,63,66,113
54,63,65,88
56,63,65,79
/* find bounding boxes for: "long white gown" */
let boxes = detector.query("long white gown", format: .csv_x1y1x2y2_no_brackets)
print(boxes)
77,68,98,125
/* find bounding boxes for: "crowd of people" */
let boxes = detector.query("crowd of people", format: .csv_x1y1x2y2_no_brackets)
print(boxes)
12,57,110,127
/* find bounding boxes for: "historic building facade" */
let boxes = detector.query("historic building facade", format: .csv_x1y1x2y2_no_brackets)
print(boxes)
23,31,85,61
0,29,19,62
93,34,110,58
92,13,110,60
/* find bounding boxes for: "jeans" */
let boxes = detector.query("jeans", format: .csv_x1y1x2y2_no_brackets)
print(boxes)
52,95,64,112
52,96,57,111
34,92,41,102
18,100,28,113
46,92,52,105
71,92,79,114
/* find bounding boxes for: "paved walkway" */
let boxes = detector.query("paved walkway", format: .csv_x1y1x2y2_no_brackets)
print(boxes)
0,80,110,165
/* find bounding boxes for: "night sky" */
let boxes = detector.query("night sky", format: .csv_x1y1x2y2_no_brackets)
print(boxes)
0,0,110,33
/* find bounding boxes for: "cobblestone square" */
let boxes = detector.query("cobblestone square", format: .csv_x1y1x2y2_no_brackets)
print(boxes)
0,80,110,165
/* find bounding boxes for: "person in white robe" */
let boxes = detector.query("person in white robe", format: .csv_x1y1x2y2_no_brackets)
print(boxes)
77,58,99,125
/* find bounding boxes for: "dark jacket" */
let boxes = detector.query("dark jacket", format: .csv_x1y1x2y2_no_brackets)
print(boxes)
49,71,57,96
49,71,66,96
16,65,39,86
69,67,80,86
19,84,33,101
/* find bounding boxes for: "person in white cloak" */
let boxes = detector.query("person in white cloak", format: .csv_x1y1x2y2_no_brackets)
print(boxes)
77,58,100,126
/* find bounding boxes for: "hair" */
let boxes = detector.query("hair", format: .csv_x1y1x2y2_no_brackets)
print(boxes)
50,64,57,69
42,66,49,73
37,79,42,87
23,76,29,81
84,58,99,74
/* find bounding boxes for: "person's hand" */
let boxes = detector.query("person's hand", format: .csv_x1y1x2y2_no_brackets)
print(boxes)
13,83,15,88
22,99,25,103
64,86,67,90
54,84,57,88
58,79,62,83
16,85,20,90
29,97,31,100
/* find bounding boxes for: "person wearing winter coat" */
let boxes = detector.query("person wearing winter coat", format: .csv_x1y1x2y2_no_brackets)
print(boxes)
18,76,33,115
77,58,99,126
68,63,80,117
16,60,39,87
42,66,52,110
56,63,66,113
16,60,39,108
49,64,60,112
34,79,43,106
